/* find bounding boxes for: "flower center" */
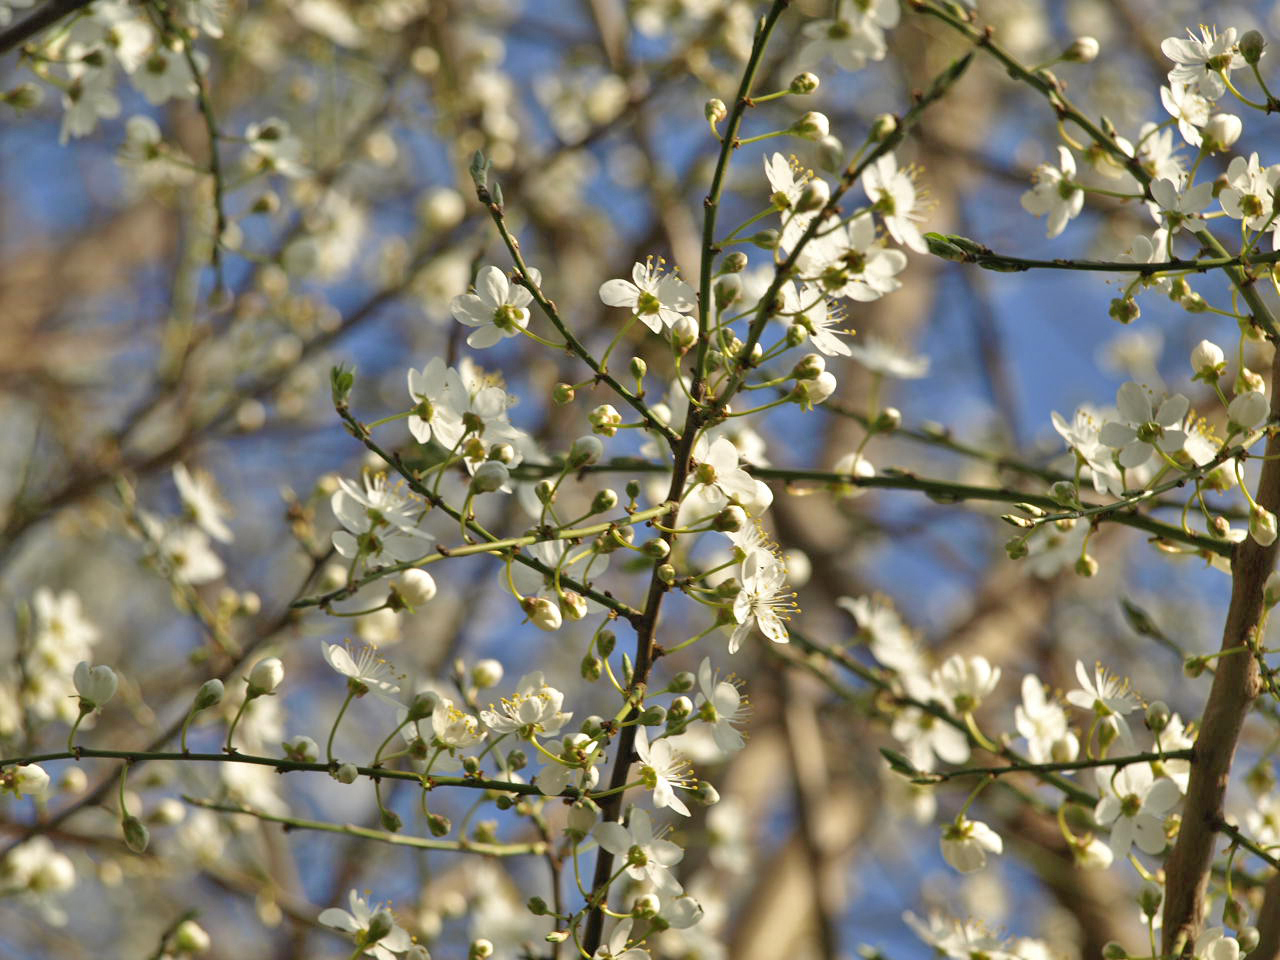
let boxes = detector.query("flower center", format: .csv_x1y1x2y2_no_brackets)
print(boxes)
636,290,662,316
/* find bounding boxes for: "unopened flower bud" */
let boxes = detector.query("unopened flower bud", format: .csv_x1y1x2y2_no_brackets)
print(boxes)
174,919,211,953
427,812,451,836
380,808,403,832
589,404,622,437
792,353,825,380
1145,700,1170,733
74,662,118,710
567,801,598,838
470,460,509,493
193,678,225,712
1202,113,1242,152
527,896,548,916
669,695,693,720
488,442,515,465
536,479,555,504
1239,927,1261,953
713,505,747,532
789,371,836,408
1265,571,1280,607
1251,506,1278,547
795,179,830,213
1137,881,1162,918
1237,366,1266,394
633,893,661,918
472,658,503,689
392,569,437,608
2,83,43,111
817,134,845,171
721,251,748,273
1050,733,1080,764
714,273,742,309
596,630,616,656
671,315,699,352
629,356,647,381
247,657,284,697
1109,295,1141,323
1102,941,1127,960
522,596,563,632
1063,36,1099,62
592,489,619,513
789,72,819,94
791,111,829,140
470,939,495,960
569,435,604,467
705,98,727,126
641,538,670,559
1240,29,1266,65
749,228,779,249
1075,554,1098,577
283,735,319,762
560,590,588,621
1184,655,1208,678
553,382,575,405
122,815,150,853
579,715,605,736
639,705,667,726
1191,339,1225,378
872,406,902,432
693,780,720,805
333,763,358,784
656,563,677,583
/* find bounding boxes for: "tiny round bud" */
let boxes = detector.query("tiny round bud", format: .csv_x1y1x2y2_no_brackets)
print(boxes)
693,780,721,805
670,315,699,352
705,98,727,125
579,715,605,737
657,563,677,583
1109,297,1140,324
380,808,403,832
1075,554,1098,577
553,382,576,405
74,662,119,710
589,404,622,437
1240,29,1266,65
641,538,670,560
1006,538,1029,560
721,251,748,273
522,596,563,632
671,671,695,693
1049,480,1079,507
472,659,504,689
592,489,619,513
393,569,437,608
1184,655,1208,678
1239,928,1261,953
193,678,225,712
625,480,642,500
1251,506,1278,547
569,435,605,468
1145,700,1170,733
639,705,667,726
407,691,438,720
427,812,451,836
1202,113,1242,152
366,909,395,943
714,273,742,307
471,460,509,493
173,919,211,953
789,72,819,94
247,657,284,697
629,356,647,380
1137,881,1163,918
122,815,150,853
527,896,548,916
1063,36,1099,62
792,353,825,380
749,229,779,250
669,695,693,720
1190,339,1225,379
817,134,845,172
596,630,616,656
869,113,897,141
712,505,747,532
1265,570,1280,608
470,939,495,960
791,111,830,141
283,735,319,763
581,654,602,681
794,179,830,213
872,406,902,432
333,763,359,784
1102,942,1127,960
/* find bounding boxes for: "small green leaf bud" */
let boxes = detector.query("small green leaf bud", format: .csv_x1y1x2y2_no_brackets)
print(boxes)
380,808,403,832
596,629,616,656
1240,29,1265,65
1102,941,1127,960
427,812,451,836
527,896,548,916
625,480,641,501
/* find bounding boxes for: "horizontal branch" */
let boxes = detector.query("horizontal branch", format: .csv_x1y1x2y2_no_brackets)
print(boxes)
183,795,547,856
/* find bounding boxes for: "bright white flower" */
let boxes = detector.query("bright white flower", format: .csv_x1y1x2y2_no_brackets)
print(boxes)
836,594,926,676
1094,764,1180,857
635,727,693,817
1195,928,1241,960
891,698,970,772
696,658,748,754
5,763,50,798
1155,712,1194,793
318,890,412,960
678,435,772,528
322,642,402,706
536,732,603,796
60,46,122,143
450,264,538,349
800,213,908,303
593,918,650,960
933,655,1000,713
1020,147,1083,238
599,259,695,334
1220,153,1280,231
778,283,851,356
406,357,466,448
1228,390,1269,433
430,696,484,751
1014,675,1076,764
1149,176,1213,235
940,816,1002,873
729,549,795,653
330,474,433,566
798,14,888,72
830,450,875,499
1161,84,1211,146
863,153,927,253
1162,26,1242,100
73,661,118,709
131,45,201,104
137,512,225,585
173,464,233,543
904,911,1019,960
1098,382,1189,469
1051,406,1124,497
593,807,684,895
479,672,571,739
243,117,307,178
1066,660,1139,745
848,340,929,386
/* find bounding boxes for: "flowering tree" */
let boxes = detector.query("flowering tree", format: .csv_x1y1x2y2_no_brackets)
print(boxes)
5,0,1280,958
